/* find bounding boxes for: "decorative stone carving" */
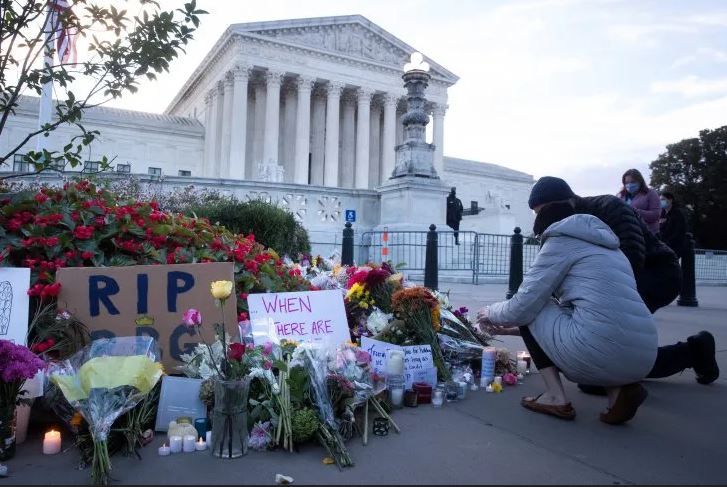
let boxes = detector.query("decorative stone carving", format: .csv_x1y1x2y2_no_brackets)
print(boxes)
316,195,342,223
325,81,345,96
383,94,399,109
216,80,225,95
431,103,448,117
296,75,316,91
265,69,286,85
356,87,374,104
281,193,308,222
245,191,273,204
232,64,253,81
252,24,407,67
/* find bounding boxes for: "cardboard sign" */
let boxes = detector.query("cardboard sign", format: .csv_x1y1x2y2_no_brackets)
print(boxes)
154,376,207,432
361,337,401,376
247,290,350,349
57,262,237,370
0,267,31,345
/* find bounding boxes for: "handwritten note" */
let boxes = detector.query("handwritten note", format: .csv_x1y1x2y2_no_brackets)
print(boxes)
361,337,402,375
403,345,434,388
247,290,350,349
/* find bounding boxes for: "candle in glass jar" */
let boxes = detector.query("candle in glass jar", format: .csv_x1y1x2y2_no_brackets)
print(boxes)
494,376,502,386
517,351,531,372
158,443,171,456
390,388,404,407
169,435,182,453
182,435,196,453
386,350,405,375
195,437,207,451
205,430,212,445
431,389,444,408
517,360,527,374
42,430,61,455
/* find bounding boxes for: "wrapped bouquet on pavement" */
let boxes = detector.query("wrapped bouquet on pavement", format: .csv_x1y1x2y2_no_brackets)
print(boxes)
50,337,163,485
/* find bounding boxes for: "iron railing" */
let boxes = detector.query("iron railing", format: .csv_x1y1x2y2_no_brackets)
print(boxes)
694,249,727,281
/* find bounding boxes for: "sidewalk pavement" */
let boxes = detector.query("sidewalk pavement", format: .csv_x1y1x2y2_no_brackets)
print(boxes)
5,284,725,485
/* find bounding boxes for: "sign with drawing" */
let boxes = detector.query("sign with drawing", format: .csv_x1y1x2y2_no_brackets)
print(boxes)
0,268,31,345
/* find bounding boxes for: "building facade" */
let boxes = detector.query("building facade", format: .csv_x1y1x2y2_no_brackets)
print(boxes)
1,15,534,252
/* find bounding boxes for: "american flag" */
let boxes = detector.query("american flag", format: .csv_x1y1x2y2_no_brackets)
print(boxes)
48,0,77,64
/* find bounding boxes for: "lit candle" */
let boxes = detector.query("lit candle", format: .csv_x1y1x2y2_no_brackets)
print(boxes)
42,430,61,455
517,351,531,373
205,430,212,445
494,376,502,386
431,389,444,408
182,435,196,453
169,435,182,453
517,373,524,383
485,385,494,393
158,443,171,456
195,437,207,451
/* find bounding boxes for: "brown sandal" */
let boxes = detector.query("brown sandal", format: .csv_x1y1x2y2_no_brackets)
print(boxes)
600,383,647,425
521,394,576,420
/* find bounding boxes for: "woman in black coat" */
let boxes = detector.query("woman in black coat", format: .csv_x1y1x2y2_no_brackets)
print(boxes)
659,191,687,259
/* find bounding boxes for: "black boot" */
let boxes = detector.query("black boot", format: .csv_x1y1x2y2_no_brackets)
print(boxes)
687,331,719,385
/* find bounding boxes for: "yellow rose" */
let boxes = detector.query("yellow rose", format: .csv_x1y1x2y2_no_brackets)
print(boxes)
210,280,234,300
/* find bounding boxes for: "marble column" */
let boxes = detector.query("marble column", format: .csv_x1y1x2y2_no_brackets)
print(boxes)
324,81,344,187
202,88,218,178
340,93,356,188
381,94,398,181
213,80,225,177
432,103,447,177
310,88,326,186
229,65,250,180
220,73,234,178
253,81,266,168
355,88,373,189
369,101,382,187
263,69,285,170
282,85,297,182
294,76,314,185
396,108,404,145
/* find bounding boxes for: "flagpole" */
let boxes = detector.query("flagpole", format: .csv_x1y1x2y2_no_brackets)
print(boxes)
36,1,55,157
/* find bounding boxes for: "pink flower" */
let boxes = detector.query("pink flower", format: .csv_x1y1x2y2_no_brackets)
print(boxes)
502,372,518,386
182,308,202,327
263,360,273,370
355,349,371,365
262,342,273,356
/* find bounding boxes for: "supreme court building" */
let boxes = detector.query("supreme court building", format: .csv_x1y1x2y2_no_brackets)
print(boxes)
3,15,535,252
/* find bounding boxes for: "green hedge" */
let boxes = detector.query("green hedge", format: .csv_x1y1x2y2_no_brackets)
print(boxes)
188,198,311,258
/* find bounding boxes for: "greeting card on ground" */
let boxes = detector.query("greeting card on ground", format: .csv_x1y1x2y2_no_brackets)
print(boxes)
154,376,207,432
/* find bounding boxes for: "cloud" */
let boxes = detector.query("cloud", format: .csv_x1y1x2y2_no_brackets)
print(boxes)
607,22,695,47
651,75,727,98
671,47,727,69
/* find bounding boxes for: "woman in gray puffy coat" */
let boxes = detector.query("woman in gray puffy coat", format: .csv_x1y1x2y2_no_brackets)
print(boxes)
478,202,657,424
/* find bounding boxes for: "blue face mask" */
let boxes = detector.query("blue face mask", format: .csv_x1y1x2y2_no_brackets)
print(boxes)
660,199,669,209
625,182,640,194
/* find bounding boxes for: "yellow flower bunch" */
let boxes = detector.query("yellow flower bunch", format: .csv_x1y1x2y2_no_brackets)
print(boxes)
210,280,233,300
432,305,441,332
346,282,375,309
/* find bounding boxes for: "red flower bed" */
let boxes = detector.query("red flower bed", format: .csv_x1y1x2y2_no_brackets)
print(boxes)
0,180,310,315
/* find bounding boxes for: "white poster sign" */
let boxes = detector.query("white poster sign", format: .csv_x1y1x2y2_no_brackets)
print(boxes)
403,344,434,389
247,290,350,349
0,268,31,345
361,337,403,376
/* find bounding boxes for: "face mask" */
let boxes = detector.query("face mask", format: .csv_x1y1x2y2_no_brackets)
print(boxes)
660,199,669,209
625,182,640,194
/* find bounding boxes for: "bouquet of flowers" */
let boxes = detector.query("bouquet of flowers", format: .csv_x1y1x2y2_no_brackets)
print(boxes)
0,340,45,460
50,336,163,485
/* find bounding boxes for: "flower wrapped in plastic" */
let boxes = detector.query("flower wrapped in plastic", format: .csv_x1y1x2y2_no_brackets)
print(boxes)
50,336,163,485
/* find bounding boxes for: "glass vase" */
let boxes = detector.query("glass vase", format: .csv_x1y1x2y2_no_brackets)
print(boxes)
210,379,250,459
0,402,16,461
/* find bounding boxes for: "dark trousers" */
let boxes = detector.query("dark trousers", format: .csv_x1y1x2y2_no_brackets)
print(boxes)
447,222,460,244
519,326,554,370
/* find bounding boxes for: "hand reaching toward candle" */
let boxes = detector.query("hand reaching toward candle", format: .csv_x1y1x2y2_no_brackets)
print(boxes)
476,306,521,336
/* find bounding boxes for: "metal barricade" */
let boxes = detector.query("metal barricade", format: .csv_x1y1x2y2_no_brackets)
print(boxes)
695,249,727,282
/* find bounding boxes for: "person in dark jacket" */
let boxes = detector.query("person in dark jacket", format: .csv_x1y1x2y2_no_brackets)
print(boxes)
446,187,464,245
659,191,687,259
521,176,719,391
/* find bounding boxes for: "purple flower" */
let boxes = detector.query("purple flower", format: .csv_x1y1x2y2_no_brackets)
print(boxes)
248,421,271,451
263,360,273,370
182,308,202,328
0,340,45,384
355,349,371,365
262,342,273,356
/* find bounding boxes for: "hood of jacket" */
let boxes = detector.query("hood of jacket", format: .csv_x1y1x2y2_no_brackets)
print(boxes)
542,214,620,250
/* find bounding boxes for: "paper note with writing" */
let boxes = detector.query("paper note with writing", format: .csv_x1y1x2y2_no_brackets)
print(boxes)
403,345,434,389
360,337,403,376
246,290,350,349
154,376,207,432
0,267,31,345
409,367,438,389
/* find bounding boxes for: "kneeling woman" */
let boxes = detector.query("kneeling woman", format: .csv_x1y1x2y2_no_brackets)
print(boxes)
479,202,657,424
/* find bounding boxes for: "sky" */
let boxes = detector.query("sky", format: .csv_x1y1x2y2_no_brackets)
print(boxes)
92,0,727,195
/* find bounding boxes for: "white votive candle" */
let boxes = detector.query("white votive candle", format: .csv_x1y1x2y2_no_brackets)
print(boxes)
517,360,528,374
390,388,404,407
195,438,207,451
486,385,494,393
183,435,196,453
169,435,182,453
158,443,171,456
205,430,212,445
42,430,61,455
494,376,502,386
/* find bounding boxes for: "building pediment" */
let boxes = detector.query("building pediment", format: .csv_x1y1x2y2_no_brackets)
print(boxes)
232,15,458,85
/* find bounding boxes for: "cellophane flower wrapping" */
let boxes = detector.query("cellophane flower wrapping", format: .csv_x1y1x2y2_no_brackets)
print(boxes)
328,343,374,404
49,336,163,484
